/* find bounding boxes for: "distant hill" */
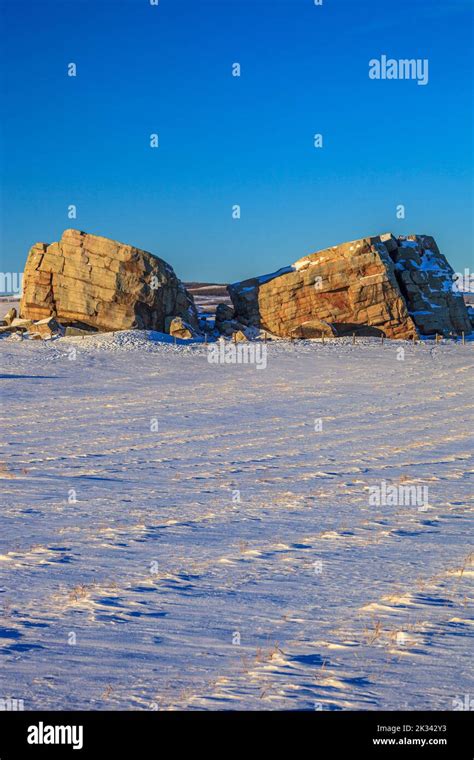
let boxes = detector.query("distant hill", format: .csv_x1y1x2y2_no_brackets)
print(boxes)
185,283,229,298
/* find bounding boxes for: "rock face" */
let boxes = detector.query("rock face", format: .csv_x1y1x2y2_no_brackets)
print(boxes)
391,235,471,336
20,229,199,333
228,234,471,339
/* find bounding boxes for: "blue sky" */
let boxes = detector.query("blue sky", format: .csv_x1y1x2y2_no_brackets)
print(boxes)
1,0,472,282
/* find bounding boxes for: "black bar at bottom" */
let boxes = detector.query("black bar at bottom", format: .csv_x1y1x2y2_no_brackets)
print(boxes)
0,710,471,757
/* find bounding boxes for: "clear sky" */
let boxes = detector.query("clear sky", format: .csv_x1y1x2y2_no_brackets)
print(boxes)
1,0,472,283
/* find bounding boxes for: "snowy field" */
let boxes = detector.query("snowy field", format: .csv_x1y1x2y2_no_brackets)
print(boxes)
0,332,473,710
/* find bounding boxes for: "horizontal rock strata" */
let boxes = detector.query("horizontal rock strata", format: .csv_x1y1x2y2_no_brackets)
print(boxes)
20,229,199,333
228,234,471,339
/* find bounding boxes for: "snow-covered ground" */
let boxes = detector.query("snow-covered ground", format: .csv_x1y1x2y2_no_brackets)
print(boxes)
0,332,472,710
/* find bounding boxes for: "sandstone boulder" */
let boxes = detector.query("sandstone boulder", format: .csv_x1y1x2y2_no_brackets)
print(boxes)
1,307,17,326
228,234,471,339
165,316,195,340
65,326,97,337
20,229,199,334
0,318,34,334
29,317,65,339
232,330,248,342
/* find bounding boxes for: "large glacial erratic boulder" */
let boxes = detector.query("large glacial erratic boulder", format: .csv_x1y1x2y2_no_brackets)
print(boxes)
20,229,199,333
228,234,471,339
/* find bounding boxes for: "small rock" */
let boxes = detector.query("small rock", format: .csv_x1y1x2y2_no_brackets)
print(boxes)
30,317,64,338
166,316,195,340
1,307,17,325
65,326,95,337
11,318,34,329
0,318,33,334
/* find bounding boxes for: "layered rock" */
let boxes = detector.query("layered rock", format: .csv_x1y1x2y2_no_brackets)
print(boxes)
29,317,65,339
20,229,199,333
165,316,198,340
0,318,33,334
228,234,471,339
1,307,17,326
391,236,471,336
